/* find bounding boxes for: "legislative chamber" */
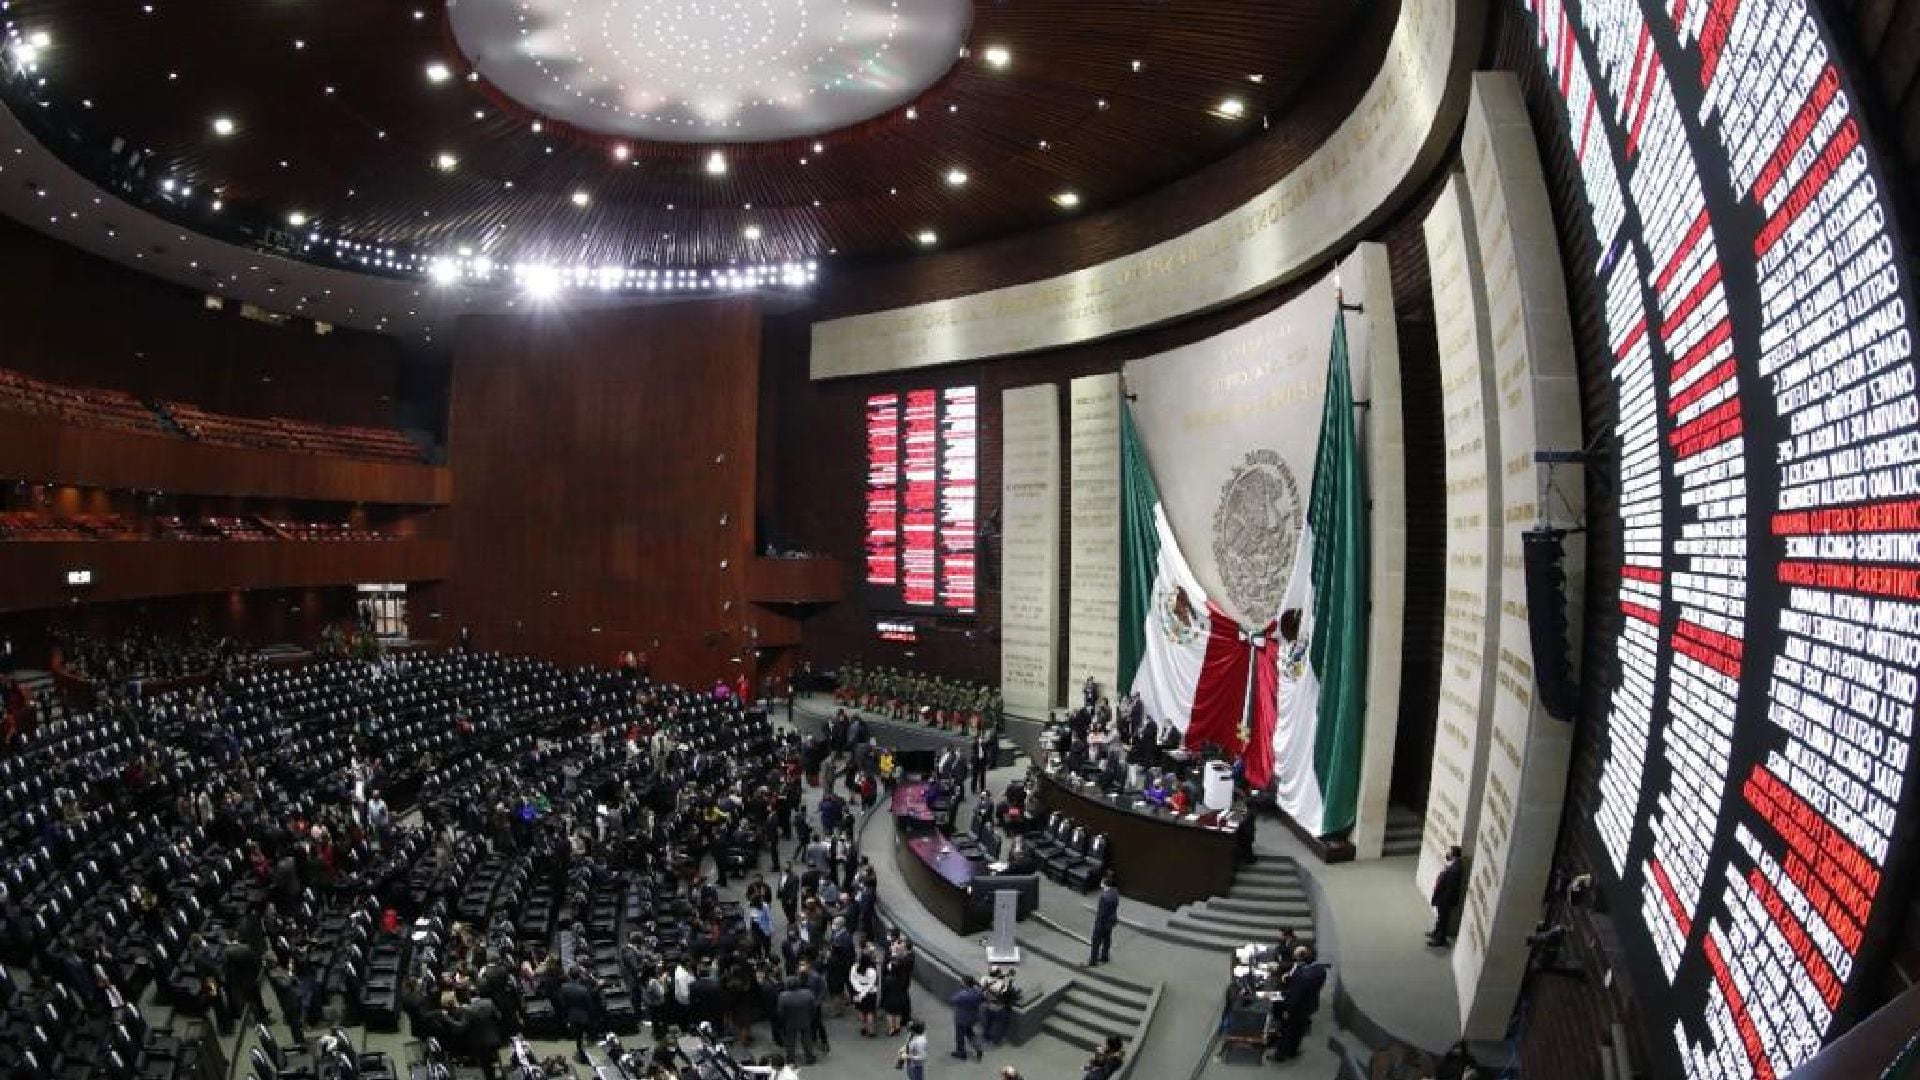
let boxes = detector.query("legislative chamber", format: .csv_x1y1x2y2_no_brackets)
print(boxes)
1,2,1919,1079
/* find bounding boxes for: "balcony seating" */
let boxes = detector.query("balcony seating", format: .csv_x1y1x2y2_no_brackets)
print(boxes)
0,368,166,435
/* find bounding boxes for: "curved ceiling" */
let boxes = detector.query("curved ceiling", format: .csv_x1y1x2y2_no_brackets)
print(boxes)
0,0,1368,279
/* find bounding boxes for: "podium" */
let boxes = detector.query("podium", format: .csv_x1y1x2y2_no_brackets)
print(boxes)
985,889,1022,965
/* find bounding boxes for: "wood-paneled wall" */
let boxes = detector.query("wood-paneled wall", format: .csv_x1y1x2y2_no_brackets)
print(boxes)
0,588,363,666
436,299,762,686
0,539,446,612
0,413,451,504
0,216,410,429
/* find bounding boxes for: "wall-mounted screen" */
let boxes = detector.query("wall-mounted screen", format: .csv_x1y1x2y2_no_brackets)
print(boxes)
864,386,976,614
1514,0,1920,1074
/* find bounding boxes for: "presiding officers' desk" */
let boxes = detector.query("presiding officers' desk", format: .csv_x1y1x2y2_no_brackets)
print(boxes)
1035,766,1241,909
892,781,989,934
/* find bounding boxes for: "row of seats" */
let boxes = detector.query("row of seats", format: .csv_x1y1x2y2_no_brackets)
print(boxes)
0,368,166,436
1026,812,1111,892
0,363,423,463
161,402,421,464
0,513,387,543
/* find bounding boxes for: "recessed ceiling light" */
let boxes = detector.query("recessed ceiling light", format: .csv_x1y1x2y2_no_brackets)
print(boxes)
292,38,305,50
1130,60,1143,73
1096,99,1109,111
813,141,825,154
287,211,308,227
425,62,451,84
530,120,544,134
983,46,1011,68
612,143,630,162
1216,97,1247,118
1247,74,1266,84
916,229,937,246
211,116,235,136
435,152,458,171
706,151,728,176
905,107,918,120
743,225,762,241
571,190,591,207
945,168,968,187
1053,191,1080,208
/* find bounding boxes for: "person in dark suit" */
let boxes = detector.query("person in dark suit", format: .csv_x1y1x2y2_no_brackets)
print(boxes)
969,735,993,794
559,969,601,1063
461,995,504,1079
776,977,818,1064
1089,875,1119,965
948,975,986,1060
1429,846,1465,947
1269,946,1326,1060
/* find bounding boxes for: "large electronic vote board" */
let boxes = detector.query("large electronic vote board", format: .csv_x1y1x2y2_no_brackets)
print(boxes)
1513,0,1920,1074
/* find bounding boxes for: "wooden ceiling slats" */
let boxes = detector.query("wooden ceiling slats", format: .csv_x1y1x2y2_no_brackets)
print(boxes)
19,0,1364,265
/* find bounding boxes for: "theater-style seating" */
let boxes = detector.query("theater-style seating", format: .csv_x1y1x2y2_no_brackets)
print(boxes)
162,402,423,464
0,511,92,541
0,367,167,435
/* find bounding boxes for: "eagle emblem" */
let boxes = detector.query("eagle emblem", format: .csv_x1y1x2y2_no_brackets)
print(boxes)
1213,449,1303,619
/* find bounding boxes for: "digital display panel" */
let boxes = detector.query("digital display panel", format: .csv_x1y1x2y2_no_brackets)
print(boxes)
864,386,977,614
1515,0,1920,1074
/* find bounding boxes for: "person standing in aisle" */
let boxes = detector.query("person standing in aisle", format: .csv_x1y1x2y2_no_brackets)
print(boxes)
1428,846,1465,947
898,1019,929,1080
948,976,986,1061
1090,874,1120,965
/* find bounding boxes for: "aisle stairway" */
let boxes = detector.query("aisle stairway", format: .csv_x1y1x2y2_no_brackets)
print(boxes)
1025,942,1157,1052
1382,805,1424,858
1155,857,1317,953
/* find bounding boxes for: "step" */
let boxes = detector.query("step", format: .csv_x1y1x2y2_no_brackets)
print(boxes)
1235,863,1302,881
1069,973,1155,1007
1225,880,1310,899
1206,897,1313,918
1181,909,1309,935
1170,914,1293,941
1159,921,1316,952
1018,938,1154,999
1040,1013,1131,1052
1056,993,1143,1029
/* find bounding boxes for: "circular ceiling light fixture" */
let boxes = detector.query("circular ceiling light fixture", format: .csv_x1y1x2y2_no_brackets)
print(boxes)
435,151,459,171
982,45,1010,68
915,228,937,246
706,150,728,176
945,167,968,187
1052,190,1080,208
211,116,236,137
571,190,591,207
425,61,452,84
448,0,973,142
743,224,762,240
1214,97,1246,118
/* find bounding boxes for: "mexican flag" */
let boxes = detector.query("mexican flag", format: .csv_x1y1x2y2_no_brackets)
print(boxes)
1270,310,1368,837
1120,402,1216,737
1119,406,1249,755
